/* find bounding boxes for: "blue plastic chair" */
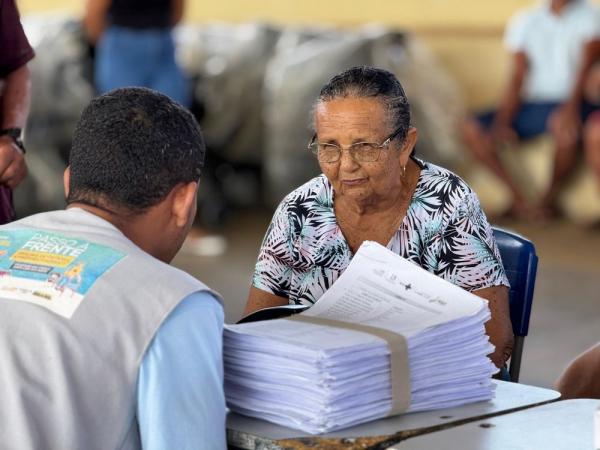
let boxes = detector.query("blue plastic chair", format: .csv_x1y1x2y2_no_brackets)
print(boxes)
492,227,538,383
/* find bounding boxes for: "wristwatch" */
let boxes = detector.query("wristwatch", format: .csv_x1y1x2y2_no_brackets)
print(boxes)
0,128,26,153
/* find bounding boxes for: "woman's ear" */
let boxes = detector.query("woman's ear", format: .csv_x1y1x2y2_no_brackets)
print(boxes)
400,127,418,166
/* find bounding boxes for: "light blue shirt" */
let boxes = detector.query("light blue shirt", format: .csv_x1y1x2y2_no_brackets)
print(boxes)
137,291,226,450
504,0,600,101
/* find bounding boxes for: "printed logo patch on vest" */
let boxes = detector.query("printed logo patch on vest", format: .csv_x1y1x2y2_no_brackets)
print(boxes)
0,229,125,318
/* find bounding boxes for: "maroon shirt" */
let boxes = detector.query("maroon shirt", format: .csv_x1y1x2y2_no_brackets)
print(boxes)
0,0,35,77
0,0,35,224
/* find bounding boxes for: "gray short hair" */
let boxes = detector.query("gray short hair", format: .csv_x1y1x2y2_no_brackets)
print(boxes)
314,66,411,143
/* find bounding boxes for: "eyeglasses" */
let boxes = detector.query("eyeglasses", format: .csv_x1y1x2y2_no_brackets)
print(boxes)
308,127,404,163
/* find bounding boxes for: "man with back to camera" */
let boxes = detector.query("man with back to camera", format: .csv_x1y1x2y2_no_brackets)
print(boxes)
461,0,600,219
0,87,226,449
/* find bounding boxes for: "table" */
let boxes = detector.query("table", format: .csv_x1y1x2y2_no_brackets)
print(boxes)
227,380,560,449
388,399,600,450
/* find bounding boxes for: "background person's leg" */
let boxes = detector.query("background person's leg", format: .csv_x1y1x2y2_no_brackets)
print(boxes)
460,113,528,217
540,102,600,215
583,111,600,192
148,31,191,108
540,107,581,215
94,26,151,94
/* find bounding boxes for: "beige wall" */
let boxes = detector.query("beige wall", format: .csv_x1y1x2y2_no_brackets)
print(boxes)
17,0,536,27
15,1,598,109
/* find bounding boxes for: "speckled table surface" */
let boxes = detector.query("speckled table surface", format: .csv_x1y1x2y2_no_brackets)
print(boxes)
388,399,600,450
227,380,560,450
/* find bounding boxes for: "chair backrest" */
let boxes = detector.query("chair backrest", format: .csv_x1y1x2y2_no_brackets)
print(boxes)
492,226,538,382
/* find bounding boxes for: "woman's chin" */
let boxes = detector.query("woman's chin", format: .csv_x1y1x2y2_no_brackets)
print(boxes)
338,186,372,202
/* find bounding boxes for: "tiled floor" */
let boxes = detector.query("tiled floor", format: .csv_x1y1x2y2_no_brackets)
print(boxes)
173,211,600,390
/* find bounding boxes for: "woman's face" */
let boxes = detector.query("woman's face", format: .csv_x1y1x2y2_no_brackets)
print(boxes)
315,96,414,207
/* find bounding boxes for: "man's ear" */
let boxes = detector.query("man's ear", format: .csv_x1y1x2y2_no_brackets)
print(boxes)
171,181,198,228
63,166,71,198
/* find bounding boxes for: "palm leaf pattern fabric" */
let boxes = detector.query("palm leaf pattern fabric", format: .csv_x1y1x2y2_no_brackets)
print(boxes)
252,158,509,305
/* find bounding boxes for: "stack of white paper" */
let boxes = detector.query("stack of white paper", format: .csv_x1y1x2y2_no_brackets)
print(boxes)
225,241,497,434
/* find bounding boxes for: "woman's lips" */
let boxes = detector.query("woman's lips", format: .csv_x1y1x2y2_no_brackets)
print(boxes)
342,178,367,186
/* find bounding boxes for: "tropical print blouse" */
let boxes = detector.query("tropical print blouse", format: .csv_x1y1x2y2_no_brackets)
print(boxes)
252,158,509,305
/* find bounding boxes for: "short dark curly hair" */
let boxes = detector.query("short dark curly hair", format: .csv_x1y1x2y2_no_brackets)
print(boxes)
68,87,205,214
317,66,411,143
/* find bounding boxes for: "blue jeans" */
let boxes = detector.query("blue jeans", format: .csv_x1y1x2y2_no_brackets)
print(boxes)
95,26,191,107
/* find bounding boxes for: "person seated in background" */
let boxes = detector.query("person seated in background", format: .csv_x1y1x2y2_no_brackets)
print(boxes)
556,343,600,399
0,88,226,449
461,0,600,219
243,66,513,370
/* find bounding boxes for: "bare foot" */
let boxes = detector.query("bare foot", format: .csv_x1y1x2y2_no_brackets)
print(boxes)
529,202,560,223
493,200,559,223
488,201,534,222
508,200,535,220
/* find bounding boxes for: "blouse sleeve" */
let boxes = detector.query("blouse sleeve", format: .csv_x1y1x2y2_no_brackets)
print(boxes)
251,199,296,299
435,191,510,292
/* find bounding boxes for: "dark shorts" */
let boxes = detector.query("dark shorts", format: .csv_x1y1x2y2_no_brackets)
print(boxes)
477,101,600,140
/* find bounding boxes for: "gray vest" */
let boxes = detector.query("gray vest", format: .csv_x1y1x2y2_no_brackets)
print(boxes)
0,208,219,450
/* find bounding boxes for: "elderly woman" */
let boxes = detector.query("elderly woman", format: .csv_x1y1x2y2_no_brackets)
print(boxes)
245,66,513,368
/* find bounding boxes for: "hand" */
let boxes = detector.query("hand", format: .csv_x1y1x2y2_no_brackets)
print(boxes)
0,136,28,189
548,105,581,149
490,122,518,147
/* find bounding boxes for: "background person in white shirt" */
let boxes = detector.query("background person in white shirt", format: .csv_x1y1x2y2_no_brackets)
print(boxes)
461,0,600,219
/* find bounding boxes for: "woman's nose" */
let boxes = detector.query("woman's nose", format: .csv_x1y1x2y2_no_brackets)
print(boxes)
339,147,360,170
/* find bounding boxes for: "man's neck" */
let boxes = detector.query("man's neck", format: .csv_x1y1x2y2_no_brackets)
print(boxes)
67,202,175,263
67,202,130,232
66,202,157,255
